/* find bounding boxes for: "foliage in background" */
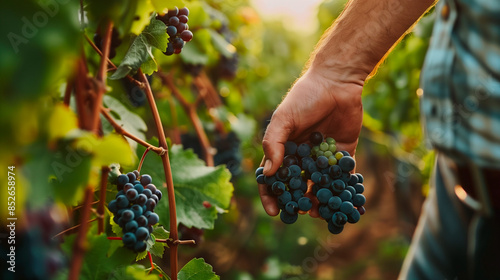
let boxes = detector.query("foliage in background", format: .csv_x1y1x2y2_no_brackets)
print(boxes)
0,0,435,279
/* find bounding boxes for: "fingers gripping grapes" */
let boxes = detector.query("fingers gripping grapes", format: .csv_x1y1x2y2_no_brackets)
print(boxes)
261,72,363,177
256,132,366,234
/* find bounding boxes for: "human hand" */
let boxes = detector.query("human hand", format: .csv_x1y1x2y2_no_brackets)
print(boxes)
258,68,364,216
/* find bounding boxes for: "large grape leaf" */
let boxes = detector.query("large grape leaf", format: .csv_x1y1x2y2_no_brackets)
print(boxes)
138,142,234,229
177,258,219,280
110,18,168,79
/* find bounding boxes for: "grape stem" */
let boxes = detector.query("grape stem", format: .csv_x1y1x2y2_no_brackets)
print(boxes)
138,68,180,280
157,71,214,166
100,107,166,155
147,252,154,274
138,147,153,173
107,236,123,240
97,166,110,234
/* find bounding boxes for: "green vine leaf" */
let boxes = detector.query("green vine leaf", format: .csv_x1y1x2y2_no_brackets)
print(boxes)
59,233,137,280
102,95,147,152
208,29,236,58
136,248,148,261
149,226,170,257
138,142,234,230
110,214,123,236
110,18,168,80
180,42,209,65
177,258,219,280
108,265,161,280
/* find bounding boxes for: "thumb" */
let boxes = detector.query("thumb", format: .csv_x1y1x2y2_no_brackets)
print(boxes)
262,112,293,176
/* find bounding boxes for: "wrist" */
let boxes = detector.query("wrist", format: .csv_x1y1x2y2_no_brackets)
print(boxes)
308,44,374,87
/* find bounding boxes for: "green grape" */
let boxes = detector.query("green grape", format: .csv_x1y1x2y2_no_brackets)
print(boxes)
328,156,337,165
328,143,337,152
319,142,329,151
324,151,333,158
326,137,336,145
335,152,343,160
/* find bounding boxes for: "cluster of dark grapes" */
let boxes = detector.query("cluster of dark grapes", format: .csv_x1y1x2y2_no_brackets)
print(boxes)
214,132,242,177
93,28,122,59
1,204,67,280
121,74,152,107
156,7,193,55
255,132,366,234
216,54,239,80
107,170,163,252
215,24,238,80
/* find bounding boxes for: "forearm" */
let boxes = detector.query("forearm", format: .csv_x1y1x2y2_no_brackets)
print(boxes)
309,0,436,83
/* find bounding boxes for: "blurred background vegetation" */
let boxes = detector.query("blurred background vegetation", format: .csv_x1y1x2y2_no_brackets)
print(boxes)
156,0,436,278
0,0,437,279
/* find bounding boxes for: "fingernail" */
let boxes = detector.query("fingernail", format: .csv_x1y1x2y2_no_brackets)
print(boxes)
263,159,272,175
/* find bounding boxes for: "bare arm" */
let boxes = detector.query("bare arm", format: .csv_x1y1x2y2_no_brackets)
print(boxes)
259,0,436,216
311,0,436,83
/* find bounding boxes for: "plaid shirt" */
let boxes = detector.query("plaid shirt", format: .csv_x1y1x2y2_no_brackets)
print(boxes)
420,0,500,168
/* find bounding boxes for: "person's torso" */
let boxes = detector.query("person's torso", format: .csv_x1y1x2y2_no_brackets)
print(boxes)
420,0,500,168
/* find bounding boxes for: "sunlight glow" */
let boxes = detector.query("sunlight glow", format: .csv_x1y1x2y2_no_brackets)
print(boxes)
251,0,325,34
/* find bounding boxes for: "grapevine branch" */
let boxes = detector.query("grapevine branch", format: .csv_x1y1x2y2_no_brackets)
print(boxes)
52,218,98,239
71,200,100,212
91,21,114,134
69,21,113,280
100,107,166,155
193,72,222,108
165,91,182,144
74,58,90,129
138,68,180,280
158,72,214,166
68,188,96,280
97,166,110,234
192,71,227,136
84,34,143,87
156,238,196,246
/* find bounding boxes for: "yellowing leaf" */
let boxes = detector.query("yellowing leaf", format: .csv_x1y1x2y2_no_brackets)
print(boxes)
48,104,78,141
129,1,155,35
94,134,136,167
151,0,185,14
74,133,136,168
